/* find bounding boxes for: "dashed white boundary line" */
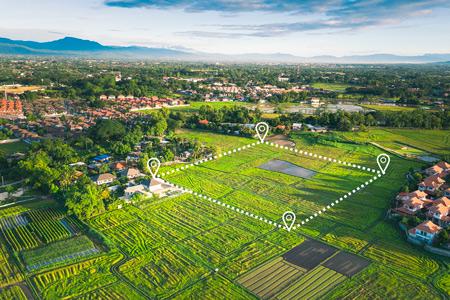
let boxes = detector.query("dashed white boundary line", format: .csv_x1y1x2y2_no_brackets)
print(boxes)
160,179,282,229
159,139,384,232
160,142,261,177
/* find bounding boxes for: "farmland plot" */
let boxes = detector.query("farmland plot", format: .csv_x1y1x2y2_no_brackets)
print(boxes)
238,257,307,299
276,266,346,300
0,242,22,287
3,225,39,251
120,245,210,299
31,252,122,299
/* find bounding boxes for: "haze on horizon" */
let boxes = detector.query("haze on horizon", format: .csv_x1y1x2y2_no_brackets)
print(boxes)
1,0,450,57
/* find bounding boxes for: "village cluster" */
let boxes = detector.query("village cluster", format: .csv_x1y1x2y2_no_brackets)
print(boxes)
0,94,186,143
395,161,450,245
75,153,180,202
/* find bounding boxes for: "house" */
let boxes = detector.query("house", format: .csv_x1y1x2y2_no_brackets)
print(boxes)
124,184,147,198
198,119,209,125
113,161,127,171
92,154,111,163
437,161,450,171
305,124,327,133
309,97,321,108
292,123,302,130
408,220,442,244
444,188,450,198
147,178,175,197
395,197,431,215
396,190,428,202
121,168,142,179
425,165,444,176
418,175,445,193
427,197,450,228
92,173,116,185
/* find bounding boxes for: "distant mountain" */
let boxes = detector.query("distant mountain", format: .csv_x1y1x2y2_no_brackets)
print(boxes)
0,36,192,58
1,36,450,63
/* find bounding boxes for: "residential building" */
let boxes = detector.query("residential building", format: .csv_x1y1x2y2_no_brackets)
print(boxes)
408,220,442,244
124,184,146,198
121,168,142,179
418,175,445,193
427,197,450,228
92,173,116,185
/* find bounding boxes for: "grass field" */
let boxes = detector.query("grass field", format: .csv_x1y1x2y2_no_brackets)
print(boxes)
139,101,250,114
338,128,450,156
174,128,254,152
0,141,29,155
361,104,417,112
311,82,353,91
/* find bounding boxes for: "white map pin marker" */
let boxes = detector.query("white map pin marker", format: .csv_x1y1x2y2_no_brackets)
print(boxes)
282,211,296,232
376,153,390,174
255,122,269,142
147,158,161,178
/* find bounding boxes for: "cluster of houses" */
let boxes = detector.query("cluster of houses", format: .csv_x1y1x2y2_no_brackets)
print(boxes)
394,161,450,245
3,123,40,143
99,95,185,111
22,98,67,118
86,154,180,202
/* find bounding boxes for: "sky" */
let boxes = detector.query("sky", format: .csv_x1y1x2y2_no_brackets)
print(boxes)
1,0,450,56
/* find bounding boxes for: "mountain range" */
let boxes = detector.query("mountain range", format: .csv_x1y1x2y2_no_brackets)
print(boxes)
1,36,450,64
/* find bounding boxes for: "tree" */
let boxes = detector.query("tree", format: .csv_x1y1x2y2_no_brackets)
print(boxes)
91,119,126,142
436,229,449,246
64,177,109,219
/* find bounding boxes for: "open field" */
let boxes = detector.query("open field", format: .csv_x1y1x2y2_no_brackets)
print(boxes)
338,128,450,156
0,85,44,94
0,141,29,156
166,101,250,112
175,128,254,152
361,104,418,112
311,82,353,91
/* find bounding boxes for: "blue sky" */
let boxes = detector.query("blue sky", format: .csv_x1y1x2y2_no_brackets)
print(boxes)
1,0,450,56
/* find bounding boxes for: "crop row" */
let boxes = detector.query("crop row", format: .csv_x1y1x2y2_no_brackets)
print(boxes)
3,225,39,251
0,243,23,287
26,207,65,222
276,266,345,300
239,259,305,299
0,214,28,230
29,220,71,243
